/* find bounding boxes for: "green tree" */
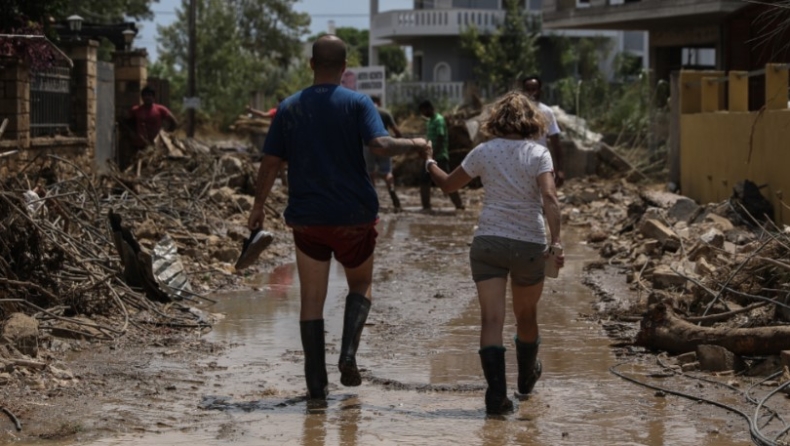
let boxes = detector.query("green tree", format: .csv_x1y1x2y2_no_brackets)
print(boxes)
155,0,309,128
334,27,369,67
63,0,158,22
312,27,407,78
460,0,539,94
378,45,407,78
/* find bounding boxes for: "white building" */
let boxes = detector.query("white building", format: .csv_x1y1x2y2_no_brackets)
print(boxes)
369,0,649,105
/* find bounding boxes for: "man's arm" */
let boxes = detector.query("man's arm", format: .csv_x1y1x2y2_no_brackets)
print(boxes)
545,108,564,187
248,154,284,231
389,123,403,138
368,136,428,158
163,107,179,131
548,134,564,187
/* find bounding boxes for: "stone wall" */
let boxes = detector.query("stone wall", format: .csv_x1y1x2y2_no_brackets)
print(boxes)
0,59,31,149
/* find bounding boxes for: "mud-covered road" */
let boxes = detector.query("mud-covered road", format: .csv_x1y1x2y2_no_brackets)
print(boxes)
0,187,757,445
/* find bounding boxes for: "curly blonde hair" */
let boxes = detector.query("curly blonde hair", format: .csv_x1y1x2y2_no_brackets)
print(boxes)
481,91,548,140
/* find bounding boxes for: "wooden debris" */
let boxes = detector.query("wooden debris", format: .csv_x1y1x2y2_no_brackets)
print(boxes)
636,303,790,356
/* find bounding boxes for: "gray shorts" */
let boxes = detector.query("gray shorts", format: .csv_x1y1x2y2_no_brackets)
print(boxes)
469,236,546,286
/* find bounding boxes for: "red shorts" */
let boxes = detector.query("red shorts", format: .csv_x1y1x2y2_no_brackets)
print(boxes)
291,221,378,268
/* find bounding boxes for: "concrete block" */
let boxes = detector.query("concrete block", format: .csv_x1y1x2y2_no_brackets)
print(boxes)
700,228,725,248
651,265,687,289
677,351,697,365
641,207,665,223
696,344,745,372
695,257,716,276
704,213,735,232
563,139,598,179
2,312,39,357
681,362,699,372
726,229,755,245
639,219,680,251
642,190,685,209
668,198,702,224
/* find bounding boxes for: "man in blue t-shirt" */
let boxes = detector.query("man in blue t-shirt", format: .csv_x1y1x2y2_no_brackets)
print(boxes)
248,35,431,401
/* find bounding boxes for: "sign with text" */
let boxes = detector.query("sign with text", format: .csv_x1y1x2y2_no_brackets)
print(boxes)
341,66,386,104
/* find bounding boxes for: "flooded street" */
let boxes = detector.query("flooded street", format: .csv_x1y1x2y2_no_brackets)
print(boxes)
4,197,754,446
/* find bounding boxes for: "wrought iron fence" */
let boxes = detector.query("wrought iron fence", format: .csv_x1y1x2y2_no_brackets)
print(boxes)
30,67,72,137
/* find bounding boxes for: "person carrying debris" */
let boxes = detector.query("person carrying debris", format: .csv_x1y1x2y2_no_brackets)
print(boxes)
418,100,465,212
521,76,564,187
247,35,431,401
422,91,564,414
246,97,283,119
246,98,288,186
126,86,178,169
364,95,403,212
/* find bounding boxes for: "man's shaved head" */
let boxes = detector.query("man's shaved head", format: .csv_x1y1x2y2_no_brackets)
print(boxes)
312,35,347,72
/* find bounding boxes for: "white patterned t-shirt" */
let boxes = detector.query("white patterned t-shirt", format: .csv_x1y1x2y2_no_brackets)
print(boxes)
461,138,554,244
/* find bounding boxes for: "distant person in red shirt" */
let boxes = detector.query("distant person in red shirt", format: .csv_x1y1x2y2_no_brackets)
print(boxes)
121,86,177,170
129,86,177,147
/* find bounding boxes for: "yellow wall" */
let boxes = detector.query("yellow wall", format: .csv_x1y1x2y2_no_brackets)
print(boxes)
681,109,790,224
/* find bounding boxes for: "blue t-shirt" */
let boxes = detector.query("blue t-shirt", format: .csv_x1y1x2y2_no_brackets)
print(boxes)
263,84,388,226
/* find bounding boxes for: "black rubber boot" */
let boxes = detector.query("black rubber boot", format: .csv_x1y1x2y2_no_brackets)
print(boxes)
300,319,328,400
338,293,371,387
388,188,402,212
449,191,465,210
420,184,432,210
479,346,514,415
514,336,542,396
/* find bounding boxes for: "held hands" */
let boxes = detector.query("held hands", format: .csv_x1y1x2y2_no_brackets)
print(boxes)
411,138,432,160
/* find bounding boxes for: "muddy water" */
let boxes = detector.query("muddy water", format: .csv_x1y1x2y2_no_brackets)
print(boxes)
81,213,752,446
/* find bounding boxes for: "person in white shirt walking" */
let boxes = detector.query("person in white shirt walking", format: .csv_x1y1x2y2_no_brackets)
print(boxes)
522,76,564,187
421,90,564,415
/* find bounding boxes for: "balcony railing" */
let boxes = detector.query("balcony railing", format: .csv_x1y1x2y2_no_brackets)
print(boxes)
387,81,466,105
371,9,508,41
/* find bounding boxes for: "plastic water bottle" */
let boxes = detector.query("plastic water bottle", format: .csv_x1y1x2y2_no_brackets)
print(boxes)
545,245,563,279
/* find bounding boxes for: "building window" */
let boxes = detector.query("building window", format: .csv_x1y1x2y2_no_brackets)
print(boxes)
577,0,591,7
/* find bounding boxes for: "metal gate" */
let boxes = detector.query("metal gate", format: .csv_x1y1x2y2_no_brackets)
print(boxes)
29,67,72,137
95,61,116,172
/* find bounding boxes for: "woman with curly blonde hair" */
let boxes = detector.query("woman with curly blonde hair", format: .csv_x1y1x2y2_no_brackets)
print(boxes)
423,90,564,414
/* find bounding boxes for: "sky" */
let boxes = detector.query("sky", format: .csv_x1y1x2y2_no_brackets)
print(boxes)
137,0,413,62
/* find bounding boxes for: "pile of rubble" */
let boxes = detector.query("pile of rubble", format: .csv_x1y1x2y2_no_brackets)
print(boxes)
565,176,790,366
0,132,290,387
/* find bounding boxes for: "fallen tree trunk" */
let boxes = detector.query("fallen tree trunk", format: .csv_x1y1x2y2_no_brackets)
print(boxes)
635,303,790,355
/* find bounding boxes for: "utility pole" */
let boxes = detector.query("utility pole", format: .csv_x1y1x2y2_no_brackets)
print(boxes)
187,0,196,137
